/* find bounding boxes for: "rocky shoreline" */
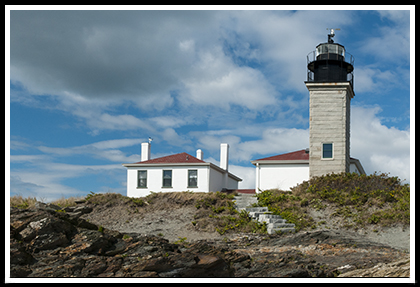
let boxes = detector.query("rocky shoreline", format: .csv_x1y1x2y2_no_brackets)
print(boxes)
9,202,410,279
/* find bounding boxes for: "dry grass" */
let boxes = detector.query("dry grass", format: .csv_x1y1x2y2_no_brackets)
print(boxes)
10,195,39,209
10,194,85,209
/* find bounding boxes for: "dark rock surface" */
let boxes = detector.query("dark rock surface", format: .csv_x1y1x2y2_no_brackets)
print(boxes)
9,204,409,278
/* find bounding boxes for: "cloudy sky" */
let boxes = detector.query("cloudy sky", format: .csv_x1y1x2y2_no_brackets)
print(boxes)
7,7,413,201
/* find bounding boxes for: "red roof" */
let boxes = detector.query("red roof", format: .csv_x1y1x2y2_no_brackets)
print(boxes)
134,152,206,164
254,149,309,161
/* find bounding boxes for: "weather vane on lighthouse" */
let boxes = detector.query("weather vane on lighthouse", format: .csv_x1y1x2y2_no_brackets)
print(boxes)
327,28,340,43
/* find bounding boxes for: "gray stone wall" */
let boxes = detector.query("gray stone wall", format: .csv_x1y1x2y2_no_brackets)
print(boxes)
306,82,354,178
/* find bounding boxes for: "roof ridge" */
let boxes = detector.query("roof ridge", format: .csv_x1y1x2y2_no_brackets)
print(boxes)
134,151,205,164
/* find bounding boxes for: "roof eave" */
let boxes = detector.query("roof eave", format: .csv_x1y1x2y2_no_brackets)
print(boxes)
122,162,210,167
349,158,366,175
209,163,242,182
251,160,309,165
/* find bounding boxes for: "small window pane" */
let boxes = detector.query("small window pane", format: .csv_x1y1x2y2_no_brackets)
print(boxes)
138,170,147,188
163,170,172,187
188,170,198,187
322,143,333,159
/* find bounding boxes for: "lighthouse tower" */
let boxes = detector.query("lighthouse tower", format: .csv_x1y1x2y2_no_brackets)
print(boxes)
305,29,355,178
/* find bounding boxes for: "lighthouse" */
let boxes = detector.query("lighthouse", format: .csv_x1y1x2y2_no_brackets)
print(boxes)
305,29,355,178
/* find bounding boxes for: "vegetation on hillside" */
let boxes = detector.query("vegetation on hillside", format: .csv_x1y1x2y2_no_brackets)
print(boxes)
256,172,410,232
10,172,410,235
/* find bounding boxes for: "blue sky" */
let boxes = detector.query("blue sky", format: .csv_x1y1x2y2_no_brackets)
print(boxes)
7,7,413,202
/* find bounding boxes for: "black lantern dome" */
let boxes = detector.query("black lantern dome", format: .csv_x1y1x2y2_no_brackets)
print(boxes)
306,29,354,87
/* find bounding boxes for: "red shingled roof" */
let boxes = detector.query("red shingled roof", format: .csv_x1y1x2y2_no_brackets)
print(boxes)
254,149,309,161
134,152,205,164
254,149,359,162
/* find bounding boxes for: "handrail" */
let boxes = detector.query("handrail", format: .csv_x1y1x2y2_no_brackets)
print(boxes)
306,49,354,89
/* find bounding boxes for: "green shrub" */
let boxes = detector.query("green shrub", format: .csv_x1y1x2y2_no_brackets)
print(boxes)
256,172,409,232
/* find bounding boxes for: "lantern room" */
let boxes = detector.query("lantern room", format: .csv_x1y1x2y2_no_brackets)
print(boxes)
306,29,354,87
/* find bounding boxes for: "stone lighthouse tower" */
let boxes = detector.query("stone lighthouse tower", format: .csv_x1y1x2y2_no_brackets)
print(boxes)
305,29,355,178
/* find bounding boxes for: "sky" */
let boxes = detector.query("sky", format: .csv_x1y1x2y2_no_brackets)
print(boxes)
7,6,413,202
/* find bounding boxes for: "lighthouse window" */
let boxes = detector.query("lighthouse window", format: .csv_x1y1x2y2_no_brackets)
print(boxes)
322,143,333,159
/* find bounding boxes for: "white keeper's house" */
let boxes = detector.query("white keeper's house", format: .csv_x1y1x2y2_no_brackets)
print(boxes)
122,143,242,198
252,149,365,192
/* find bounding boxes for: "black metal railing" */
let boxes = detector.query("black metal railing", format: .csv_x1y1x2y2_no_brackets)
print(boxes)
306,50,354,89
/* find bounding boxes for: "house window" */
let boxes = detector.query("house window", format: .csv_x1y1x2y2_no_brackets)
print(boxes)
162,170,172,187
137,170,147,188
322,143,333,159
188,170,198,187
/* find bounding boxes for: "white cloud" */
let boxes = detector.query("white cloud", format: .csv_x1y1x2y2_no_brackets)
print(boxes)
366,10,410,64
161,128,192,147
10,161,124,202
233,128,309,162
180,47,278,110
351,106,410,182
35,138,144,163
354,65,406,93
10,10,357,120
89,138,145,150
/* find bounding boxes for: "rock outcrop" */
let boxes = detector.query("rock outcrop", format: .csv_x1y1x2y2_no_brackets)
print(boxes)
338,255,410,278
10,204,243,278
9,202,410,278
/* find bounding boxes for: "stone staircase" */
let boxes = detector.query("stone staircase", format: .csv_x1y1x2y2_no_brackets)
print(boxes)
233,193,295,235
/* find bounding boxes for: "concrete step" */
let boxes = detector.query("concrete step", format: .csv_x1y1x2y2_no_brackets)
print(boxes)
233,197,259,209
233,193,296,235
235,201,257,207
233,195,258,199
245,207,269,213
249,212,272,220
233,198,258,203
233,197,257,201
258,217,287,224
258,214,282,220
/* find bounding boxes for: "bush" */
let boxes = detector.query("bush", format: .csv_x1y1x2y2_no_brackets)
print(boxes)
257,172,410,231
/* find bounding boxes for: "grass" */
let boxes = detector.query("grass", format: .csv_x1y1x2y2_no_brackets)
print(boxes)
10,195,39,209
10,172,410,235
10,195,84,209
256,172,410,232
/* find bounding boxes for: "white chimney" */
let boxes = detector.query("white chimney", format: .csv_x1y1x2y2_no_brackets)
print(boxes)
220,143,229,171
196,149,203,160
141,142,151,162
